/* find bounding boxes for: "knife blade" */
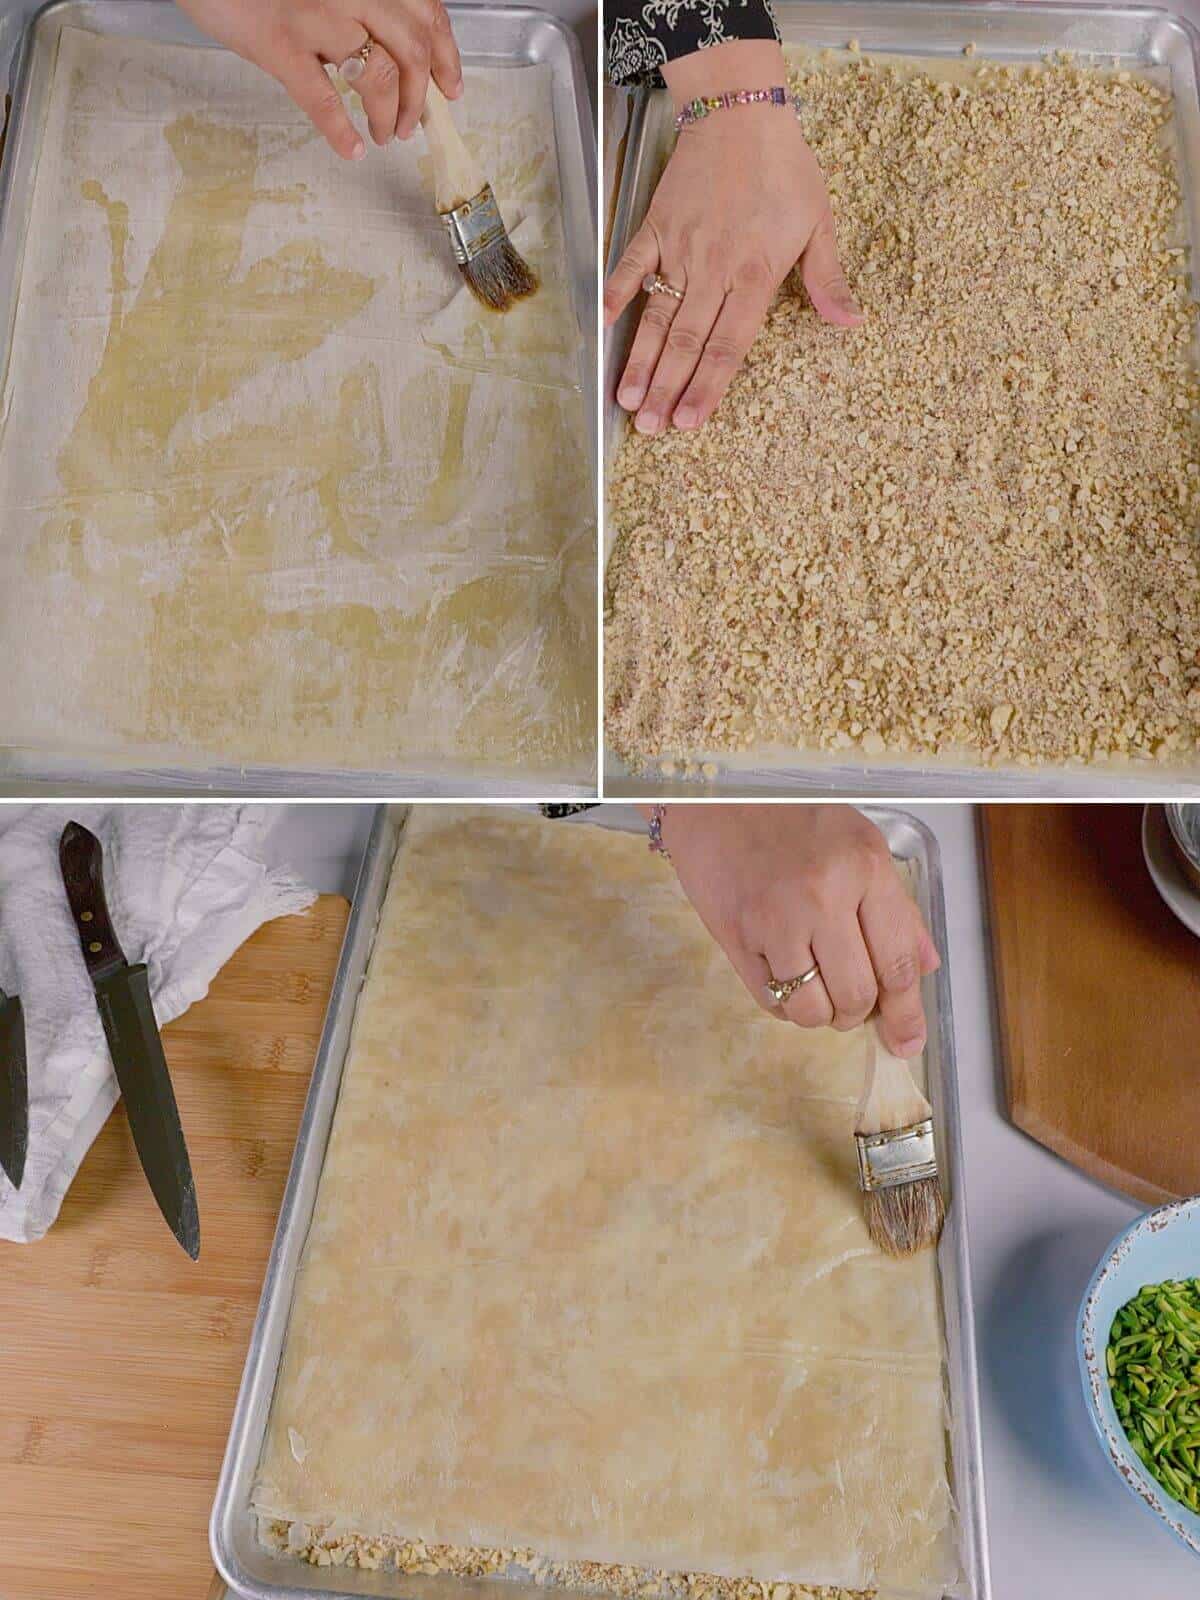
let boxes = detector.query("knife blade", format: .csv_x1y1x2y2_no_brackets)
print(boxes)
59,821,200,1259
0,984,27,1191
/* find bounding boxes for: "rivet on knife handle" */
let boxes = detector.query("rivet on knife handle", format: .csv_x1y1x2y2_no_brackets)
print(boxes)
60,820,128,981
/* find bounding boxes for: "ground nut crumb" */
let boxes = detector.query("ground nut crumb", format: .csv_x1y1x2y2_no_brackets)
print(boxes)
605,52,1200,772
258,1521,871,1600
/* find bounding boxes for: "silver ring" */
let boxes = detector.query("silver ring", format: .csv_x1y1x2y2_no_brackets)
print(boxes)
642,272,684,302
764,963,821,1005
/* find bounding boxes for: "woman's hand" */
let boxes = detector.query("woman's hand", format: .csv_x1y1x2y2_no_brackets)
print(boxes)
175,0,462,159
652,804,939,1058
605,40,861,433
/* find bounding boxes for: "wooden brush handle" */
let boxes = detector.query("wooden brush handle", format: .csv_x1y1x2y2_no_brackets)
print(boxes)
855,1018,933,1135
420,83,486,213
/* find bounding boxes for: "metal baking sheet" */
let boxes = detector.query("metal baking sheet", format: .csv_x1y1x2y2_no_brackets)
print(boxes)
211,803,990,1600
0,0,596,799
603,0,1200,798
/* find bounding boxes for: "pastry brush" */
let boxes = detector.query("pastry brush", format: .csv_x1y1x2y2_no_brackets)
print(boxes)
854,1018,945,1257
419,84,538,312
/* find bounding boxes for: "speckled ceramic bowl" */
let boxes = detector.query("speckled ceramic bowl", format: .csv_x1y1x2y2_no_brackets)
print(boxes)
1165,805,1200,896
1078,1197,1200,1558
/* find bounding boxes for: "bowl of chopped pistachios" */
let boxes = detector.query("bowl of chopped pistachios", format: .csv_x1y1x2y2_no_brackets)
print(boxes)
1079,1197,1200,1556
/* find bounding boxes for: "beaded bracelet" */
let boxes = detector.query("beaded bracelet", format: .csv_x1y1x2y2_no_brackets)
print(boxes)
674,86,802,133
647,804,670,861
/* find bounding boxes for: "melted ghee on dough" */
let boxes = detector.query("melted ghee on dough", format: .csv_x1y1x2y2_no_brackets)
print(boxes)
254,811,957,1597
0,29,594,778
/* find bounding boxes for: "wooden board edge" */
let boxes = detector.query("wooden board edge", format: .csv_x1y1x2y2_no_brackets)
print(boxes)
978,807,1022,1118
1008,1099,1182,1209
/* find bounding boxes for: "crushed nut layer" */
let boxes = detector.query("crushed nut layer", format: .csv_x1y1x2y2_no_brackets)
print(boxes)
260,1521,872,1600
605,54,1200,771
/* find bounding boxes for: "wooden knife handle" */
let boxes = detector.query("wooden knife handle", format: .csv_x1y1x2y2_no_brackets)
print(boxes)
59,821,128,982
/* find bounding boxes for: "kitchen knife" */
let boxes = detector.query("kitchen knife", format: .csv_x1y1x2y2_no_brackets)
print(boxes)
0,984,27,1190
59,821,200,1259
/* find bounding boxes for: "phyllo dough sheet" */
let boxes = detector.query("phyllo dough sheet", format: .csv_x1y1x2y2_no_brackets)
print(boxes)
0,27,593,777
254,810,957,1597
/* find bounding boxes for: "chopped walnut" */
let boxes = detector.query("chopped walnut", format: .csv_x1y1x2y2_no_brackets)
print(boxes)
258,1520,873,1600
605,53,1200,773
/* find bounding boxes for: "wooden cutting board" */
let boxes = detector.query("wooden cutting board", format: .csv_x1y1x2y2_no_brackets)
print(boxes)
982,804,1200,1205
0,893,349,1600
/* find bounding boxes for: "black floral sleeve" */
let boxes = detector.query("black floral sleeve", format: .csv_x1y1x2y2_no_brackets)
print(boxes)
605,0,781,89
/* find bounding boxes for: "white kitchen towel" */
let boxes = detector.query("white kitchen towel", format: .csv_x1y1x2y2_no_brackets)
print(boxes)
0,805,316,1243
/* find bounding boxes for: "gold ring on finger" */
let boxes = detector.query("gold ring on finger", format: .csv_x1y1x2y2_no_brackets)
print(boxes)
642,273,684,301
764,963,821,1005
339,35,376,81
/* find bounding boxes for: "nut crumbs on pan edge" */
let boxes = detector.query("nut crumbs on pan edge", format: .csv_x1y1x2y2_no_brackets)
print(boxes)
259,1521,873,1600
605,54,1200,772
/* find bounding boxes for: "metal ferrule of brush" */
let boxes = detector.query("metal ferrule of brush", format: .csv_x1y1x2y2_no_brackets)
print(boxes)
442,184,507,265
855,1118,937,1192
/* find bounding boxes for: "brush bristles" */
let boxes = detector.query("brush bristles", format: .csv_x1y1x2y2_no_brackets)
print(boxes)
864,1177,945,1257
460,234,539,312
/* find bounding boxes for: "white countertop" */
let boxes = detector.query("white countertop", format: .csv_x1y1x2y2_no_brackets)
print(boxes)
907,804,1197,1600
269,801,1200,1600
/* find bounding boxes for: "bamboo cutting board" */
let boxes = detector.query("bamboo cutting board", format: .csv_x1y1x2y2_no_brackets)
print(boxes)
0,893,349,1600
981,804,1200,1205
